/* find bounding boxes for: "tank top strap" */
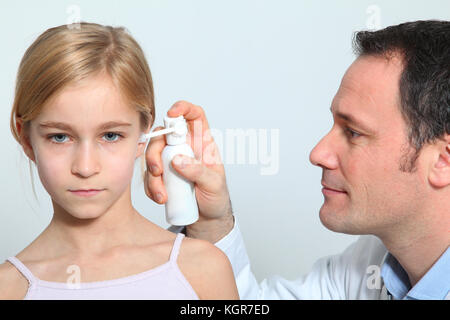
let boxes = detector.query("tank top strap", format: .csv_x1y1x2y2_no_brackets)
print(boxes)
6,256,37,284
169,233,185,262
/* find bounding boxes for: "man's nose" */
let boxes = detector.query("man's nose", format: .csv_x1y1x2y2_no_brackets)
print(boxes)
309,130,339,170
71,142,101,177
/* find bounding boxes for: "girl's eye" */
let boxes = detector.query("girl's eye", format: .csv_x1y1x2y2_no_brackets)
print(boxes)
48,133,123,144
50,134,69,143
103,132,121,142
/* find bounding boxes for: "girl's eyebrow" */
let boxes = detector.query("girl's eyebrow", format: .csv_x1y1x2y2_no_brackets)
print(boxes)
38,121,132,131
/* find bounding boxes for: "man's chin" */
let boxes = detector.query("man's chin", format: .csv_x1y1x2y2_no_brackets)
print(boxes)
319,206,359,235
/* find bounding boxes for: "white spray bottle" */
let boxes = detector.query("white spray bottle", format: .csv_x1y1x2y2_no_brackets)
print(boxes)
139,115,199,226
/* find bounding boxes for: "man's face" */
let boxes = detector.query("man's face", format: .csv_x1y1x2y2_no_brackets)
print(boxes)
309,55,428,236
24,73,147,220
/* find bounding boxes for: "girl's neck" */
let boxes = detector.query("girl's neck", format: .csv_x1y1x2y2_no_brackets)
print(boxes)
42,206,149,258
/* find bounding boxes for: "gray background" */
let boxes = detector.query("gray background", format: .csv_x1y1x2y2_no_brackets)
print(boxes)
1,0,449,282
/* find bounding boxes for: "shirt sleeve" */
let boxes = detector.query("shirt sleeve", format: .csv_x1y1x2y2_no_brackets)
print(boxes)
213,217,340,299
214,217,387,300
214,217,261,299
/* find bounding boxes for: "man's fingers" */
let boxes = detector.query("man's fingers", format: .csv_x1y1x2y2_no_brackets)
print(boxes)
167,101,215,160
171,154,222,193
145,126,166,177
144,169,167,204
167,100,211,131
143,125,167,203
167,101,209,133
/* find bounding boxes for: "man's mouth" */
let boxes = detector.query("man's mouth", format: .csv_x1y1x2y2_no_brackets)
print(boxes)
321,181,347,195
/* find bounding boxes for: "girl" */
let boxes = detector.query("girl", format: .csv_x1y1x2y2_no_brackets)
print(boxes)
0,22,239,300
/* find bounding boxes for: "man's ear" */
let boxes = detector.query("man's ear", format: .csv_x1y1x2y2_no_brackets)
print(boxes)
428,134,450,188
16,117,36,163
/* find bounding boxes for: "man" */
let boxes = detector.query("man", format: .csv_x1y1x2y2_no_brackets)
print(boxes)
144,20,449,299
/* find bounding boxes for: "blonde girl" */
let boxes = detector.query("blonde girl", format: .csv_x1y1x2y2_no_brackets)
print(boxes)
0,22,238,300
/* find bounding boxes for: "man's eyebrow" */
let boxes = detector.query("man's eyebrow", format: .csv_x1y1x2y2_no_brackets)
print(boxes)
38,121,133,130
330,107,373,133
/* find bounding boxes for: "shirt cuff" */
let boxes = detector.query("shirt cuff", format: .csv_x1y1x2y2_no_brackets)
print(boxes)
213,217,251,282
214,215,239,250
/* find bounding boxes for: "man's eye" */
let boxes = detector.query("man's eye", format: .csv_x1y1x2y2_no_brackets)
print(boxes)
345,127,362,139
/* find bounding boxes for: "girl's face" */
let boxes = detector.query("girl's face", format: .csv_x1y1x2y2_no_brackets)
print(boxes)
24,73,148,220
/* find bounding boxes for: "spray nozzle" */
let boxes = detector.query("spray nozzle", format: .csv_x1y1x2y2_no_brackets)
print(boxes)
139,116,188,143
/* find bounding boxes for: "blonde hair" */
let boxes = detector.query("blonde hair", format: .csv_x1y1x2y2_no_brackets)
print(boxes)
10,22,155,201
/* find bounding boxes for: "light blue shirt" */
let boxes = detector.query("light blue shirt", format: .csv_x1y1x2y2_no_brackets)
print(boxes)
381,246,450,300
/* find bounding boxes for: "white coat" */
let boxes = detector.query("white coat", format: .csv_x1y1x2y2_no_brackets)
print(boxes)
214,221,392,300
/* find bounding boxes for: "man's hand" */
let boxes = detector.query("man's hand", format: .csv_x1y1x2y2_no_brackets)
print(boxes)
144,101,234,243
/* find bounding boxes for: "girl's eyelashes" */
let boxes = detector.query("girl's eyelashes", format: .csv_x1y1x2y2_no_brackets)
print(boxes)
103,132,123,142
47,134,67,144
47,132,125,144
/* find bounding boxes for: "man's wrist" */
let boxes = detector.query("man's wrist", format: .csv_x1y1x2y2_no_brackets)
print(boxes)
186,214,235,243
186,211,235,243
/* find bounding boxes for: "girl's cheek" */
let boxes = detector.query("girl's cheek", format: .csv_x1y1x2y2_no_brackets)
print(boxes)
32,147,68,188
106,155,136,183
37,157,65,188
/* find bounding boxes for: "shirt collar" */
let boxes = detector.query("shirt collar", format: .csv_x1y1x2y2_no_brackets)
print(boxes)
381,246,450,300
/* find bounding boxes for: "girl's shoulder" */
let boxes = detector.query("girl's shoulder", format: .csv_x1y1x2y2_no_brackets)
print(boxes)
0,261,29,299
178,236,228,263
176,236,239,299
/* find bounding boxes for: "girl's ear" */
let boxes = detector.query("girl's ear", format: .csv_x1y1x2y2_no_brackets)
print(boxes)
16,117,36,163
136,134,148,159
136,123,153,159
428,135,450,188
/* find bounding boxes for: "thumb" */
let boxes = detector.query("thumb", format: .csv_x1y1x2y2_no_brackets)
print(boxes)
171,154,216,190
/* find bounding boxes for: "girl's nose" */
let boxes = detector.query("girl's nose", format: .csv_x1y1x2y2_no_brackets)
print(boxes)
71,142,101,178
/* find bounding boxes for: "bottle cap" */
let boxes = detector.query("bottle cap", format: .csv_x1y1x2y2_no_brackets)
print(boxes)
164,116,188,145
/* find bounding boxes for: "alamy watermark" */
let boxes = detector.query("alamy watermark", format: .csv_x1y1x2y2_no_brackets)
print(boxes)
366,4,382,30
66,264,81,289
66,4,81,30
174,120,280,176
212,127,280,176
366,265,382,290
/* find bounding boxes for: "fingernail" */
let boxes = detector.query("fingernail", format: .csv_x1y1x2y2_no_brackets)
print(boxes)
150,165,158,174
172,155,183,167
169,104,180,112
174,155,190,169
155,192,163,203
